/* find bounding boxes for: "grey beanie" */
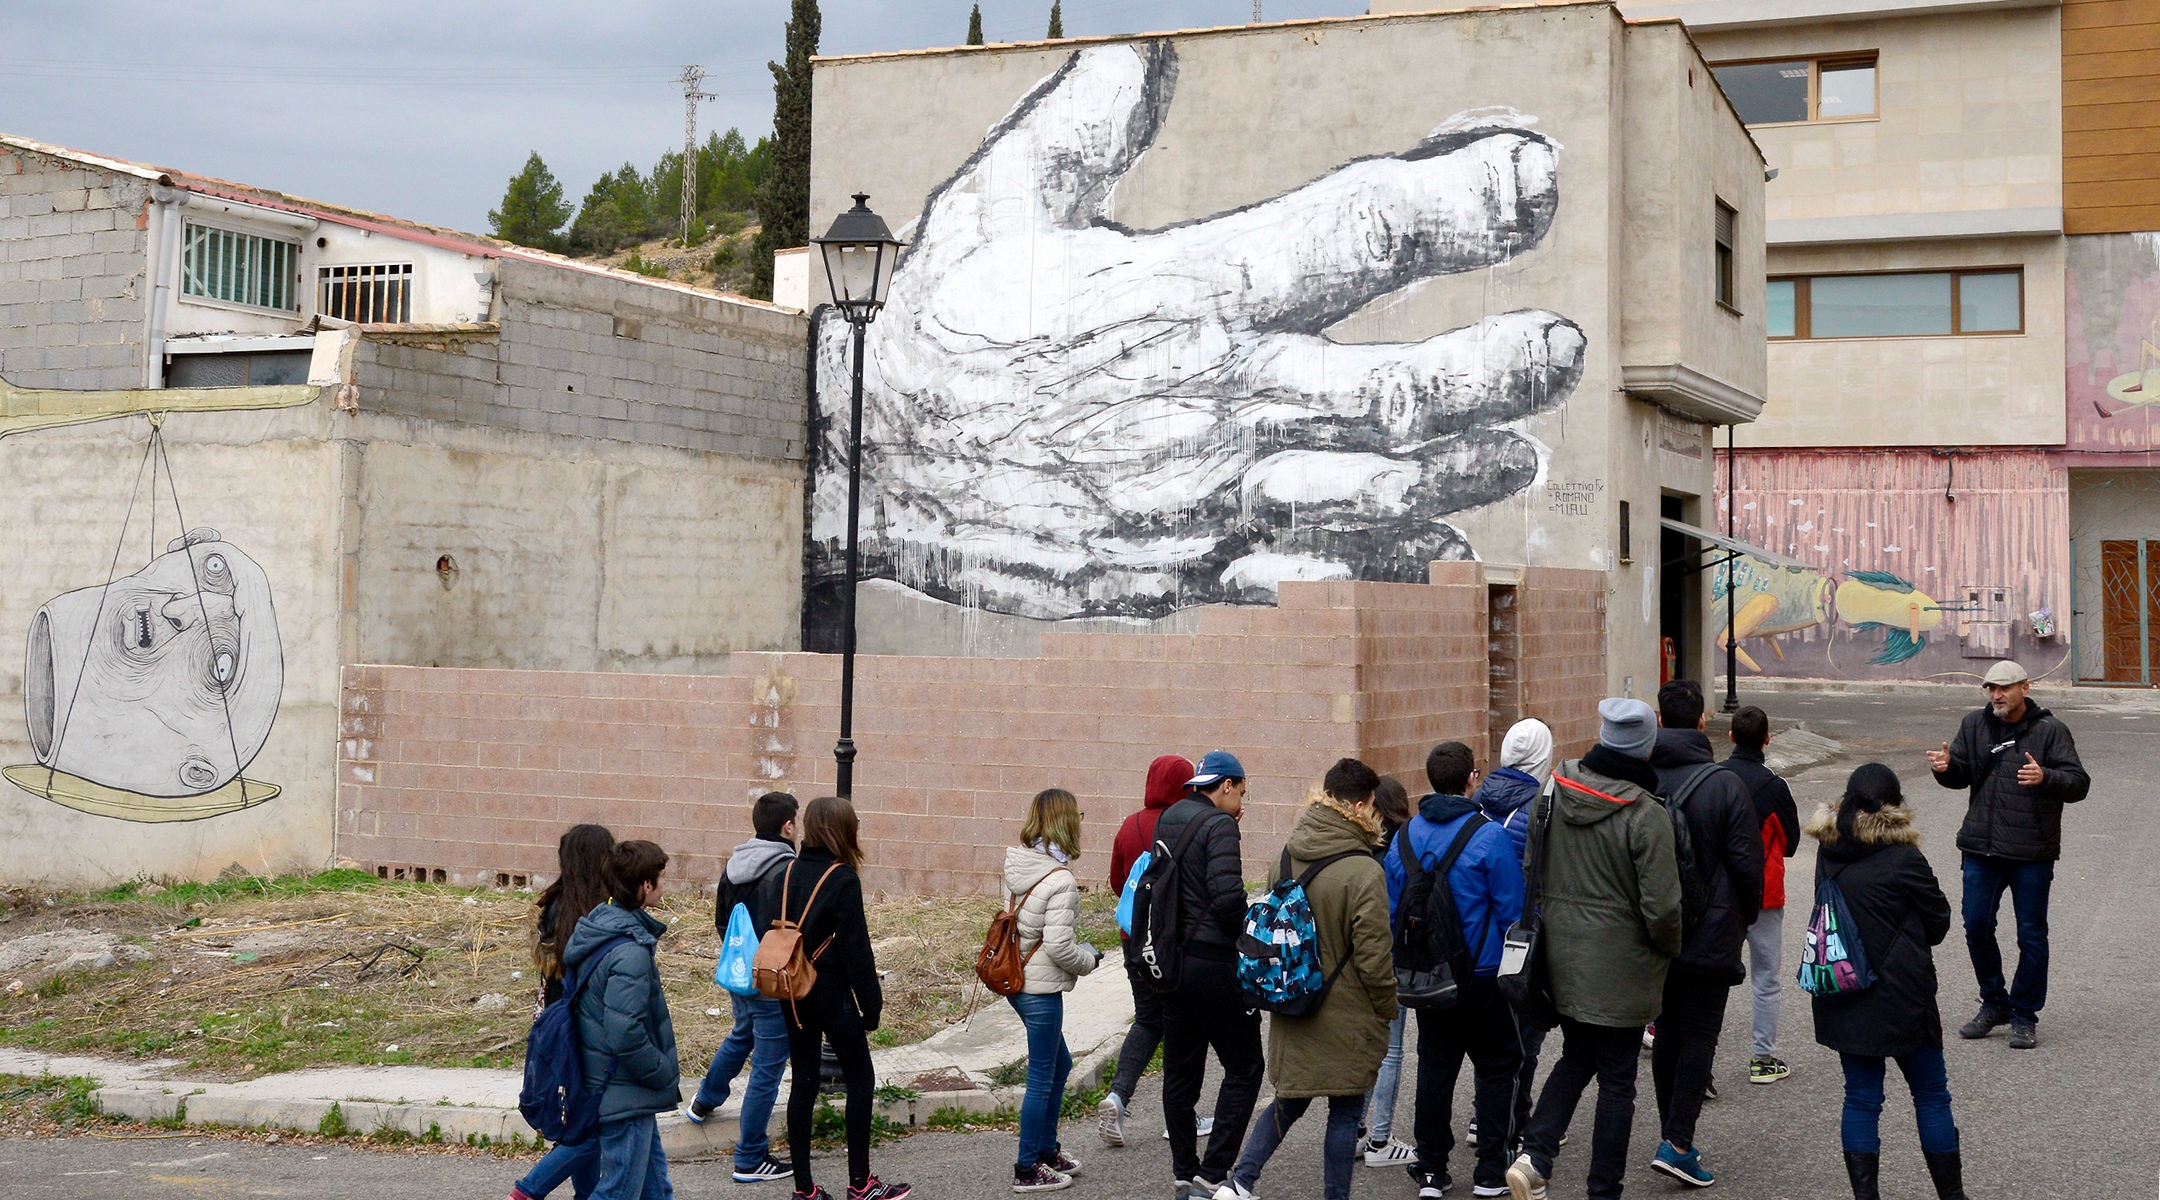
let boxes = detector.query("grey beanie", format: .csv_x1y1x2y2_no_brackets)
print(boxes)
1598,697,1658,759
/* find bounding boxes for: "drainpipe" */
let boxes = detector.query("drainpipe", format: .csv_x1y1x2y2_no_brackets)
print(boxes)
142,183,183,387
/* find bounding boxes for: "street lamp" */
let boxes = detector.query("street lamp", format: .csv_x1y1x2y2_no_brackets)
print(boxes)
813,193,902,800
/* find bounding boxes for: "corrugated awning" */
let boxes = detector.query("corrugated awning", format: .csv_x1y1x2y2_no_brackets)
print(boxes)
1659,517,1813,571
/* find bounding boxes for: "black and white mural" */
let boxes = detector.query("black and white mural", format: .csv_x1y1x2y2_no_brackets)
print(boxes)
805,41,1584,642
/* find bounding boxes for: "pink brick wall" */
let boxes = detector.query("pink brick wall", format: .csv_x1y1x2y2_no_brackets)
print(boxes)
338,576,1602,897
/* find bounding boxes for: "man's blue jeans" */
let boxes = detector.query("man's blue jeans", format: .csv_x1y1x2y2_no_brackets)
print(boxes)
1361,1006,1406,1143
1008,991,1072,1169
515,1136,598,1198
693,992,789,1168
592,1113,673,1200
1231,1094,1363,1200
1839,1047,1958,1155
1961,852,2053,1021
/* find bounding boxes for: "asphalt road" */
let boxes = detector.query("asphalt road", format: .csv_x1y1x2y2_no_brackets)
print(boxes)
5,684,2155,1198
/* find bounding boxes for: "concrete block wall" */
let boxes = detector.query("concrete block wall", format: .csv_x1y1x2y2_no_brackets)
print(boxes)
338,576,1603,896
0,146,149,389
353,258,808,462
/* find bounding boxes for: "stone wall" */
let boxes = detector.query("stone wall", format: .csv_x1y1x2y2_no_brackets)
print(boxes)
337,573,1604,896
0,145,149,389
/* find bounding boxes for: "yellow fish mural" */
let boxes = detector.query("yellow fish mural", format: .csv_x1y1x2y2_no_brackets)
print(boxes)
1714,557,1944,670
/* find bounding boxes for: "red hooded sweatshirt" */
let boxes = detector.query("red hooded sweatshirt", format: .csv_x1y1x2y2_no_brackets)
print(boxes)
1110,755,1194,936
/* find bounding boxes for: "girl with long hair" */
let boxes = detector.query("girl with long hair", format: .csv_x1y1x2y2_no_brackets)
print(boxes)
1005,788,1103,1192
776,797,911,1200
506,823,615,1200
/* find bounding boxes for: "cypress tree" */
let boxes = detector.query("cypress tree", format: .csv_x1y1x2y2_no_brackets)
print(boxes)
967,3,984,44
750,0,819,301
1046,2,1062,38
487,152,571,252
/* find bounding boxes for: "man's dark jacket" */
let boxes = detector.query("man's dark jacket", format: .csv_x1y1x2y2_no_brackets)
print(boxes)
1722,747,1801,910
1650,728,1764,985
1932,703,2089,862
1150,795,1246,961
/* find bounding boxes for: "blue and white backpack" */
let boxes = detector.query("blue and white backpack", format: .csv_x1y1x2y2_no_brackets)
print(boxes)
1235,849,1363,1016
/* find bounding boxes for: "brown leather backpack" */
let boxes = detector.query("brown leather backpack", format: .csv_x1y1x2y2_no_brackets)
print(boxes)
753,860,838,1014
975,868,1067,996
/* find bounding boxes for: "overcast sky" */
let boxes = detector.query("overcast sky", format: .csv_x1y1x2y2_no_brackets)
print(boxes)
5,1,1362,235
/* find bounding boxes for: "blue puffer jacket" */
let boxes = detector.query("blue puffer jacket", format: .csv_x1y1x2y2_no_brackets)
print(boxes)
564,901,681,1124
1471,767,1543,866
1383,793,1526,977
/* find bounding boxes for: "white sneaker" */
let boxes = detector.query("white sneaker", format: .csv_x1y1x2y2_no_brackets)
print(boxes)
1363,1138,1416,1167
1164,1116,1216,1140
1472,1187,1510,1198
1505,1154,1547,1200
1098,1093,1126,1147
1211,1181,1256,1200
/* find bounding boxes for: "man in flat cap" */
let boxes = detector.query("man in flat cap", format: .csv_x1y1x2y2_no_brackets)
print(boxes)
1926,660,2089,1050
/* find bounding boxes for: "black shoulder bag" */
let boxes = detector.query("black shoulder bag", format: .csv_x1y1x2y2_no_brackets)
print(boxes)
1496,778,1561,1030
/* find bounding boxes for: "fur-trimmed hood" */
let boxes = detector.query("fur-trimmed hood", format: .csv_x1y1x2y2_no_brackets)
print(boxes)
1805,801,1922,848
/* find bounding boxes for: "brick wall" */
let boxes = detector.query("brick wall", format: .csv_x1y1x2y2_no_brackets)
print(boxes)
0,146,149,388
1519,567,1607,758
352,258,807,462
338,575,1602,897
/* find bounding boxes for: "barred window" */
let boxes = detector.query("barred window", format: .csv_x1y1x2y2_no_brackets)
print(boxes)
181,223,298,311
319,263,413,324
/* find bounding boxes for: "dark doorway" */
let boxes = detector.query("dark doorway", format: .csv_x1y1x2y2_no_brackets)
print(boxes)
1660,495,1697,683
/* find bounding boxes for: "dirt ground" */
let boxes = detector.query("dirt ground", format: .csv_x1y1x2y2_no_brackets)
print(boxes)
0,872,1119,1081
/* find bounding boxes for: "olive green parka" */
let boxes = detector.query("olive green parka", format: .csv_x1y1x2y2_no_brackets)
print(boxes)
1540,752,1684,1028
1264,798,1399,1098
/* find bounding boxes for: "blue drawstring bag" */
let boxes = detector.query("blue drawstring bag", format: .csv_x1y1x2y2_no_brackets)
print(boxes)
1115,849,1151,936
715,902,760,996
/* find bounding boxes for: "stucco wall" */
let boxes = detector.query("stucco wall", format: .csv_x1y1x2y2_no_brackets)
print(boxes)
0,405,342,886
0,145,150,390
805,5,1745,705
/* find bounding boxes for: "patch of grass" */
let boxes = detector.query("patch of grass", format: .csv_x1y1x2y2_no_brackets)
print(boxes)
987,1058,1028,1088
872,1084,918,1105
317,1102,350,1138
1059,1082,1107,1121
89,869,381,907
0,1072,121,1131
924,1104,1019,1131
810,1098,908,1147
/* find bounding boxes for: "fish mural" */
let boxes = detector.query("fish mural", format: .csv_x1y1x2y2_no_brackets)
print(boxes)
1714,555,1944,670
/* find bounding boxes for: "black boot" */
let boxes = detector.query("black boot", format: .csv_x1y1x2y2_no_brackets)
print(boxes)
1923,1149,1969,1200
1842,1151,1880,1200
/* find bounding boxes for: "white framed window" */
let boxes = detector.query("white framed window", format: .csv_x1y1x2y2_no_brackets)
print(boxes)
319,263,414,324
181,222,299,312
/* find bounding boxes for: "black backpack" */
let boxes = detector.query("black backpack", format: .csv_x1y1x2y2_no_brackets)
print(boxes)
1390,814,1490,1010
1663,763,1725,930
1132,805,1226,994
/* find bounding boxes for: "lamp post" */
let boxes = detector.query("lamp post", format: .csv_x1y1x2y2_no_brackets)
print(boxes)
813,194,902,800
1722,419,1739,713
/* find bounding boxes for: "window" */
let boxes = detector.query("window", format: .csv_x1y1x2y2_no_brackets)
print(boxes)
1711,55,1876,125
181,223,299,311
1714,200,1737,310
165,350,312,387
1768,269,2022,340
319,263,413,324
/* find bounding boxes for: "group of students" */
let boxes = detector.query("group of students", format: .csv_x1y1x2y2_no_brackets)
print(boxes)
503,794,908,1200
995,678,1980,1200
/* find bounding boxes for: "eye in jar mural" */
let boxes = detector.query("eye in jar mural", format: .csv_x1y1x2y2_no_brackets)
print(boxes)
803,41,1586,639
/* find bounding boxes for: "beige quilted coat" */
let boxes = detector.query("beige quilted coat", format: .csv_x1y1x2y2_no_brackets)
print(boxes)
1002,845,1102,994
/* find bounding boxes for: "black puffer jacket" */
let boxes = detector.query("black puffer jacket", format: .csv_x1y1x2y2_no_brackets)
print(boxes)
1806,803,1954,1059
1650,729,1764,985
1933,704,2090,862
759,848,883,1030
1150,796,1245,960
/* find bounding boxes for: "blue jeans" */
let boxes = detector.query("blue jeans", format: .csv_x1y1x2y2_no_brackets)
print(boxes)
1009,991,1073,1168
1362,1005,1406,1142
1839,1047,1958,1155
1961,852,2053,1020
1232,1095,1363,1200
516,1137,598,1198
693,992,789,1168
592,1114,673,1200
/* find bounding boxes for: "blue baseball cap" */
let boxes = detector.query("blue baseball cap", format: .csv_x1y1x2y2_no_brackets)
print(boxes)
1186,750,1246,789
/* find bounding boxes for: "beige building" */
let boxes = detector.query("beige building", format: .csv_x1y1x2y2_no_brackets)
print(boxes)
805,1,1768,698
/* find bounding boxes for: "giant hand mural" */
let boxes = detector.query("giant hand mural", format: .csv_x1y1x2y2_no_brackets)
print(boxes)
8,527,283,822
805,41,1584,633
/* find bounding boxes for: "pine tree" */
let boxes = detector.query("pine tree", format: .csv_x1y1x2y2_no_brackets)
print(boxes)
487,152,571,252
1046,2,1063,38
751,0,819,300
967,3,984,44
